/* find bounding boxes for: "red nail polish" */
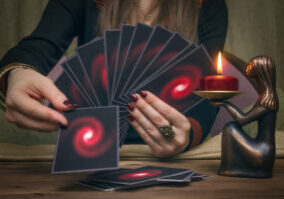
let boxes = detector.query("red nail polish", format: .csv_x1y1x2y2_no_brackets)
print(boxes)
63,100,78,109
139,90,147,98
128,114,135,121
129,94,138,102
127,104,135,111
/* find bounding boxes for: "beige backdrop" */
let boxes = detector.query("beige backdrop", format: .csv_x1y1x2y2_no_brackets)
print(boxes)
0,0,283,145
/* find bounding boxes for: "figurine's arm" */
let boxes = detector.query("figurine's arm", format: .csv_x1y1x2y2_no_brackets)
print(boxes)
222,101,268,126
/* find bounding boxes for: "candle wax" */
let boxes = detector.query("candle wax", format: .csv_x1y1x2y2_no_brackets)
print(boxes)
200,75,238,91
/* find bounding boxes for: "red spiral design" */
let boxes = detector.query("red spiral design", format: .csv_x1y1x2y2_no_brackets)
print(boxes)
130,42,146,59
91,53,107,90
70,117,113,158
118,169,162,180
70,82,81,105
145,45,163,58
160,65,201,102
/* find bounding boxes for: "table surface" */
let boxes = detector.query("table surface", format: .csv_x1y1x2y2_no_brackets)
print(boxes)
0,159,284,199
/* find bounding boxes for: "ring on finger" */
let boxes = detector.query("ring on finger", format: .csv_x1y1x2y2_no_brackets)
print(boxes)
158,125,175,139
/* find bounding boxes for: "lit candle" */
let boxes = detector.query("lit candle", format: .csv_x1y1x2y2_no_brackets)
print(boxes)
200,52,238,91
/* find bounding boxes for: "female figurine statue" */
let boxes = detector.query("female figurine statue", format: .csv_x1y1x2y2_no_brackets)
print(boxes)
213,56,279,178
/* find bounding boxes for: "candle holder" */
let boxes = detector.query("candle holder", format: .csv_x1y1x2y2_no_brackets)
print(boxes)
193,90,242,101
196,56,279,178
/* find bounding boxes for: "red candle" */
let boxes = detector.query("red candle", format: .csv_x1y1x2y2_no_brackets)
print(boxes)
200,52,238,91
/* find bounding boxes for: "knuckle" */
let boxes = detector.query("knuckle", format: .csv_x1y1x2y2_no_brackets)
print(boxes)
50,90,63,102
145,126,156,134
5,111,16,123
152,115,164,125
45,111,56,120
162,108,171,116
28,106,41,117
5,96,15,108
174,138,187,148
182,120,191,132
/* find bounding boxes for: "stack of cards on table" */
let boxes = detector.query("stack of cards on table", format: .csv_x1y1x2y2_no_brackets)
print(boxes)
51,22,216,174
77,166,210,191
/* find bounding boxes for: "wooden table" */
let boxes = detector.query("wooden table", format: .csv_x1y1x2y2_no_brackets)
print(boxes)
0,159,284,199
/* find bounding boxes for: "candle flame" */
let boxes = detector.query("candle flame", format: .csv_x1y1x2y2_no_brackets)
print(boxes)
217,51,222,75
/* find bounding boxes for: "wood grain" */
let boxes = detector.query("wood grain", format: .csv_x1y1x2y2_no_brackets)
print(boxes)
0,159,283,199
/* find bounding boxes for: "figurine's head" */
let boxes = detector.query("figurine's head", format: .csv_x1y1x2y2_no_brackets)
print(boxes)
246,56,278,111
245,62,255,77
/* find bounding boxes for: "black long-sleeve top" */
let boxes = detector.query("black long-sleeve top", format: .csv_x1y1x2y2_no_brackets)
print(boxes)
0,0,228,148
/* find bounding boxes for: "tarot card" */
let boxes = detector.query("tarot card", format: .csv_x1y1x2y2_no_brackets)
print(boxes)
111,24,135,103
88,165,190,185
62,58,94,106
77,38,108,106
77,180,114,191
124,33,192,98
113,23,153,105
78,178,164,191
124,43,197,100
118,25,172,101
104,29,120,104
64,55,98,106
53,68,90,108
191,173,210,181
119,120,127,140
156,170,194,182
130,46,216,113
86,168,132,179
126,44,198,104
52,106,119,173
145,43,197,85
119,120,130,146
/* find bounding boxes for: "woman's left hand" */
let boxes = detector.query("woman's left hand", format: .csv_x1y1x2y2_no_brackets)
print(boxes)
127,91,191,158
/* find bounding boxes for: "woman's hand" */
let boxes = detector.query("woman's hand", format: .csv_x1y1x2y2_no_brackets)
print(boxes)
127,91,191,158
4,68,75,132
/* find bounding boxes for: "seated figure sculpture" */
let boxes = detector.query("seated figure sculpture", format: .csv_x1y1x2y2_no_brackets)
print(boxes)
213,56,279,178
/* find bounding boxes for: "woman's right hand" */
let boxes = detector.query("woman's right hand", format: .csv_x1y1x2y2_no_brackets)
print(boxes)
4,68,75,132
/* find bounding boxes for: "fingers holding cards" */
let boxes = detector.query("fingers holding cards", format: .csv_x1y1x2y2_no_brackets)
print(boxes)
127,91,190,157
138,91,190,129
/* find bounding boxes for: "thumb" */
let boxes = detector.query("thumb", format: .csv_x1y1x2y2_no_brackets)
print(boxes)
39,77,77,111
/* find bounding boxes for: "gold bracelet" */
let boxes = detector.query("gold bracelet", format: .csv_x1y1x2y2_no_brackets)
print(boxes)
0,63,37,112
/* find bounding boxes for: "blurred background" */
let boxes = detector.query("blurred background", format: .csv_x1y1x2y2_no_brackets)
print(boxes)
0,0,283,145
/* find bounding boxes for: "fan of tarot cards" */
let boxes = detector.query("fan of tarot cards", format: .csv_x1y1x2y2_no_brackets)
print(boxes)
51,23,216,186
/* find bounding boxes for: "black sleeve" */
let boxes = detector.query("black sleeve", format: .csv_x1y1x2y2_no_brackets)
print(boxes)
0,0,87,75
198,0,228,58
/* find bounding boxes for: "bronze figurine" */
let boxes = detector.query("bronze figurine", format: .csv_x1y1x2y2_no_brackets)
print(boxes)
212,56,279,178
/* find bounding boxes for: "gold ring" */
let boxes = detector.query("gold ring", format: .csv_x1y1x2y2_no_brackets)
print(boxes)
158,125,175,138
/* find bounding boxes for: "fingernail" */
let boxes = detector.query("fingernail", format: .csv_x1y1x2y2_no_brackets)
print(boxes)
127,103,135,111
129,94,138,103
60,124,67,130
63,100,78,109
128,114,135,122
139,90,147,98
